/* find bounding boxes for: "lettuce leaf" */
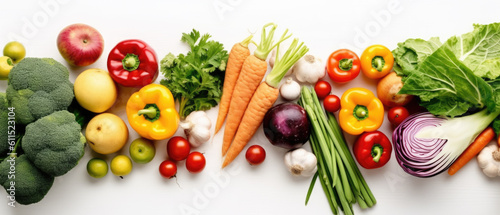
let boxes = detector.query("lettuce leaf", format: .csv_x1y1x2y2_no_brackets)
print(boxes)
446,23,500,80
400,46,495,117
392,37,441,78
395,23,500,117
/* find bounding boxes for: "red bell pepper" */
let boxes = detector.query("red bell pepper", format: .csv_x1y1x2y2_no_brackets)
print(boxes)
107,39,158,87
353,131,392,169
326,49,361,83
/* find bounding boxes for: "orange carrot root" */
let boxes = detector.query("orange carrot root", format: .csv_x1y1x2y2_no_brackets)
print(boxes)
448,127,495,175
221,55,268,156
214,37,252,135
222,82,279,168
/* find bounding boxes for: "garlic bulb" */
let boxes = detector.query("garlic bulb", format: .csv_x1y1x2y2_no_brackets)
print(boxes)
279,78,301,101
477,144,500,177
284,148,317,177
293,54,325,84
179,111,212,147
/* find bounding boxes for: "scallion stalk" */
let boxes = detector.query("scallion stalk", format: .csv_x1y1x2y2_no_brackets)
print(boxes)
300,86,376,214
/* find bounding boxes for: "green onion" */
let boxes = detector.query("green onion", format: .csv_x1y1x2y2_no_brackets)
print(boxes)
300,87,376,214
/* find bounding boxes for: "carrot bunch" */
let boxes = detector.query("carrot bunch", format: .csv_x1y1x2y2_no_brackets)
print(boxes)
218,23,309,168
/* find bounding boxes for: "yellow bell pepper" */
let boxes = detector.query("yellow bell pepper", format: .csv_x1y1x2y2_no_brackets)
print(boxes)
360,45,394,79
126,84,179,140
339,87,384,135
0,56,14,80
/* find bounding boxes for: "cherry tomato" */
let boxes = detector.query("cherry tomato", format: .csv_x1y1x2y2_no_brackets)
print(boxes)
324,94,341,113
167,136,191,161
314,80,331,99
186,152,206,173
245,145,266,165
388,106,410,127
326,49,361,83
159,160,177,179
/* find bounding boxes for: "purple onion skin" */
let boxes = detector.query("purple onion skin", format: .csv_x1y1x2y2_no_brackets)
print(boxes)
392,112,449,178
263,103,310,149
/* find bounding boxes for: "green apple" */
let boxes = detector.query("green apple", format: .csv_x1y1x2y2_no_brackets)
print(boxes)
87,158,108,178
3,41,26,63
129,138,156,164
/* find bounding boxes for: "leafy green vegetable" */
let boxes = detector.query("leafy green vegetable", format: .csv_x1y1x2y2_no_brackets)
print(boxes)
392,37,441,77
446,23,500,80
395,23,500,117
487,79,500,135
160,29,228,118
67,98,96,129
399,46,495,117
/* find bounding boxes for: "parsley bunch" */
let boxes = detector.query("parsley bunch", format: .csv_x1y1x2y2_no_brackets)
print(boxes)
160,29,228,118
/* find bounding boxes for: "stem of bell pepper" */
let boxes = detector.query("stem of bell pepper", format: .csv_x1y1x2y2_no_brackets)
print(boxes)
353,105,369,121
339,58,353,71
137,104,160,122
122,53,140,71
371,56,385,72
372,144,383,163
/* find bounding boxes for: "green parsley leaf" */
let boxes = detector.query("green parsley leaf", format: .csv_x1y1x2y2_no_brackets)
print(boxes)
160,29,228,118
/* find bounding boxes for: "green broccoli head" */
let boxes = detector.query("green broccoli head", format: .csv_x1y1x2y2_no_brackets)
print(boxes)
0,154,55,205
22,110,86,177
0,92,9,156
6,58,74,125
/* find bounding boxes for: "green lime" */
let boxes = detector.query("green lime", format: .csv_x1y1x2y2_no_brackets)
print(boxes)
87,158,108,178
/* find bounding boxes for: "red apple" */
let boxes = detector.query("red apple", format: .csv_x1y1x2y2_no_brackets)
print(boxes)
57,23,104,67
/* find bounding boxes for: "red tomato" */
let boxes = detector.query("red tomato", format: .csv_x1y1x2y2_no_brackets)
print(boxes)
245,145,266,165
314,80,331,99
388,106,410,127
186,152,206,173
167,136,191,161
324,94,341,113
159,160,177,179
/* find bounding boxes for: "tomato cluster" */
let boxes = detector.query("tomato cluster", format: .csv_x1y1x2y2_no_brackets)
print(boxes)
159,136,206,179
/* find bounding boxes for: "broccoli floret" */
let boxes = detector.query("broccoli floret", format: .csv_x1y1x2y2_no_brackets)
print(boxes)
0,154,55,205
6,58,74,125
0,92,8,156
22,110,85,177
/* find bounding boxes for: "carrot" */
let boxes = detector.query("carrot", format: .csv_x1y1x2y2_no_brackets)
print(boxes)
497,132,500,147
221,23,291,156
214,35,253,135
223,82,279,167
448,126,495,175
223,38,309,168
221,55,268,155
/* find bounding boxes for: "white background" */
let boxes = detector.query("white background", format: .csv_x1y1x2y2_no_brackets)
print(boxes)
1,0,500,215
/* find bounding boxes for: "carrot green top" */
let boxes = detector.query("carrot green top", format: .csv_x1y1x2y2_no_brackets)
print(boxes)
254,23,291,61
266,39,309,88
